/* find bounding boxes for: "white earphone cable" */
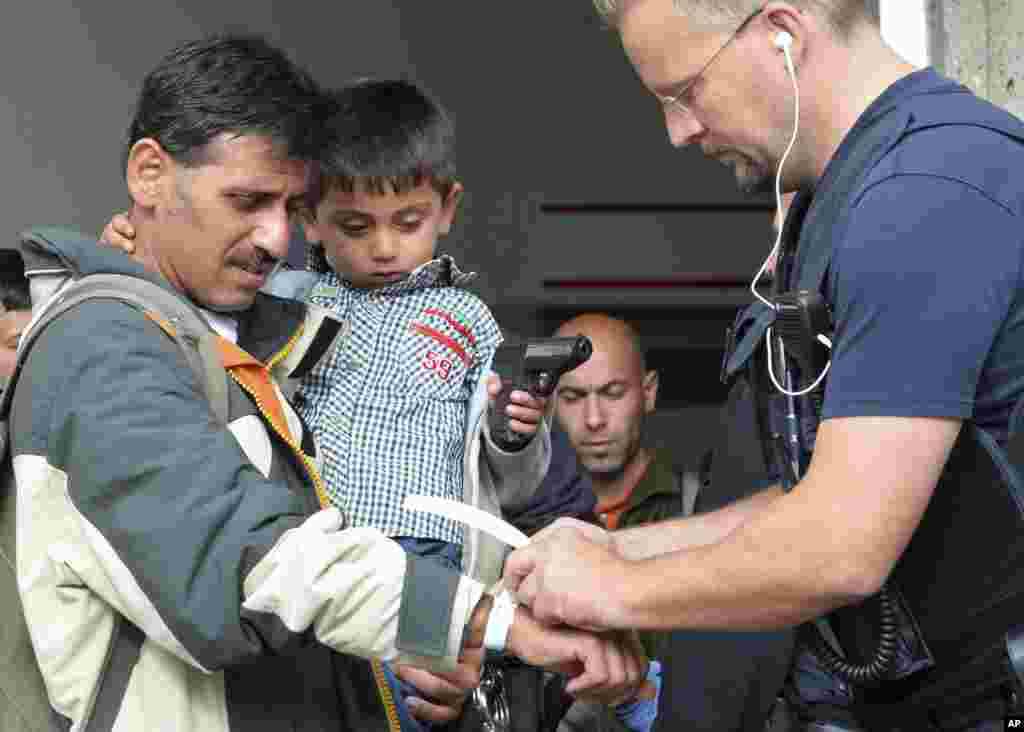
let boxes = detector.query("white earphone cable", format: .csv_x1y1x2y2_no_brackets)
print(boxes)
750,40,799,309
751,41,832,397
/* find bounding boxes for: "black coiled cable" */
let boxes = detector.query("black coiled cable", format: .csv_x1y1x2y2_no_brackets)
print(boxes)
802,583,900,685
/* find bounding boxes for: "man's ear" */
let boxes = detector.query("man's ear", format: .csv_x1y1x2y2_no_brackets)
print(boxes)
643,369,659,413
437,182,464,235
125,138,174,209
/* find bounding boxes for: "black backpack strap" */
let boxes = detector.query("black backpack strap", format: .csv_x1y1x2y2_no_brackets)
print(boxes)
721,303,776,383
83,619,145,732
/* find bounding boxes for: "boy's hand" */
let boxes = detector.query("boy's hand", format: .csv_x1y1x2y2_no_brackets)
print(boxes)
505,605,646,704
486,374,547,438
99,212,136,254
393,647,482,724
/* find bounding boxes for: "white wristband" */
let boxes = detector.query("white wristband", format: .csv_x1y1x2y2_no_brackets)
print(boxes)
483,589,516,654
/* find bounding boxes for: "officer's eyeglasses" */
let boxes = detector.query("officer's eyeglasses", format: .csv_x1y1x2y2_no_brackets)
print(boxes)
659,8,762,118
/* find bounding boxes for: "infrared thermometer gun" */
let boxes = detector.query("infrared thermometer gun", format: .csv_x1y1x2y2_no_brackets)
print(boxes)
488,336,593,451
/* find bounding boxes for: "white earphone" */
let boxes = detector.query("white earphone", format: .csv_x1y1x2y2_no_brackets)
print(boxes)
749,27,833,397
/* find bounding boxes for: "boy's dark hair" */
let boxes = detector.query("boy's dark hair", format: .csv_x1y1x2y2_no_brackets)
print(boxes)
125,33,325,169
309,79,457,206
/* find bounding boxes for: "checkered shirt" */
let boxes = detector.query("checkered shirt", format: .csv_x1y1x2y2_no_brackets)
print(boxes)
297,255,503,545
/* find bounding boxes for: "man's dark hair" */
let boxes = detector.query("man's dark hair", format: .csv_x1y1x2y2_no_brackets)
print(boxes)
125,33,325,168
309,79,457,206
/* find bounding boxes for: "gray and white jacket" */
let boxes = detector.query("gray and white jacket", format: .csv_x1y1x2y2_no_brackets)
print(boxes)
10,233,506,731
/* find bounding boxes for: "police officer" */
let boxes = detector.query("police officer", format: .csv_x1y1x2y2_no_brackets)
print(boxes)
504,2,1024,729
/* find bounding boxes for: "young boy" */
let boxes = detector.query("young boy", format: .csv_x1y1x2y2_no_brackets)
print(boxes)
289,79,559,731
294,79,548,564
103,78,554,731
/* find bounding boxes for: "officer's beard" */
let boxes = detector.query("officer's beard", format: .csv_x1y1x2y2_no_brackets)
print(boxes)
739,170,775,196
734,156,777,196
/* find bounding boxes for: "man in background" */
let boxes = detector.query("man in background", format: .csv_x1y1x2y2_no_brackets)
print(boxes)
552,312,795,731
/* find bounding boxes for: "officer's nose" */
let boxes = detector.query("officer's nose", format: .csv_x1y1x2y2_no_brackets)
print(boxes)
665,108,706,149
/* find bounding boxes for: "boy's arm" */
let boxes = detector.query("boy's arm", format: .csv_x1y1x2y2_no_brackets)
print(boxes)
474,338,552,511
454,305,550,510
481,397,552,512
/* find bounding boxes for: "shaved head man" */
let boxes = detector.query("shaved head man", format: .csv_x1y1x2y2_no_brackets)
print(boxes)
549,313,793,732
553,314,659,520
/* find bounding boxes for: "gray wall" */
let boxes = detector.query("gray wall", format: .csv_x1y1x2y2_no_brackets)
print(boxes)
0,2,417,237
926,0,1024,114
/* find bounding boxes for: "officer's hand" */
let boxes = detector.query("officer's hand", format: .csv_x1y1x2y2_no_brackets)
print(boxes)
504,526,627,632
99,212,136,254
486,374,548,438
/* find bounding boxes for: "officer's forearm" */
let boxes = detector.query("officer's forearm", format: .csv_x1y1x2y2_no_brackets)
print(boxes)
610,418,955,632
611,484,783,560
617,486,861,631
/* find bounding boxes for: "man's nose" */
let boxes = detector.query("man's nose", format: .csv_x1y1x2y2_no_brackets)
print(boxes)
583,395,606,430
253,209,292,261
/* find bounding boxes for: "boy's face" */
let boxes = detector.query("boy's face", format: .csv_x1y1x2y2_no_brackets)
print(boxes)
306,180,462,289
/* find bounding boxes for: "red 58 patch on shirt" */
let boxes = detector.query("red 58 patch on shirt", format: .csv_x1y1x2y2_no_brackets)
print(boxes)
420,349,456,382
409,308,477,382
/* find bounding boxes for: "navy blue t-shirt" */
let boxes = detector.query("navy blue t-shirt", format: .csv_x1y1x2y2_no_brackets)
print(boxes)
818,69,1024,444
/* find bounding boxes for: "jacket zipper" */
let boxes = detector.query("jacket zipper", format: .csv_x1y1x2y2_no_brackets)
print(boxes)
371,659,403,732
234,328,401,732
226,371,330,512
266,325,303,372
